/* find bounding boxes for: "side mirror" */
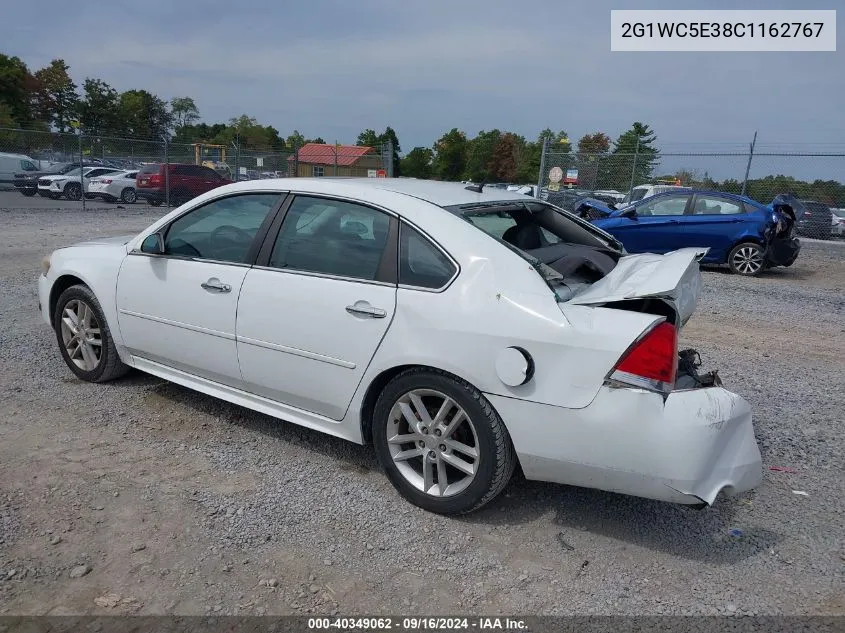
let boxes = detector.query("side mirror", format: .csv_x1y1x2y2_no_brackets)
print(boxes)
140,232,165,254
621,207,638,219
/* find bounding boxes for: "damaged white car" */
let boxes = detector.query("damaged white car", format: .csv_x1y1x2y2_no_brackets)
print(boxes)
38,178,763,514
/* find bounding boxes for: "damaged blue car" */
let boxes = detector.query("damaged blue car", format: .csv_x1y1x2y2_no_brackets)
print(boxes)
573,190,802,276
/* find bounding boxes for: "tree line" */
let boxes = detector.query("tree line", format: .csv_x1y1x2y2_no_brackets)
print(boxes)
2,53,841,202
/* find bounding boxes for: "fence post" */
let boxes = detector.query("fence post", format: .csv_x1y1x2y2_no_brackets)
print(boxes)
235,133,241,182
741,131,757,197
536,135,549,198
164,137,170,207
79,131,86,212
628,137,640,194
334,140,338,176
385,140,394,177
293,138,299,177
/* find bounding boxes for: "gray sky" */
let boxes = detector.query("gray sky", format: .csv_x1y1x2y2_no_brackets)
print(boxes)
3,0,843,176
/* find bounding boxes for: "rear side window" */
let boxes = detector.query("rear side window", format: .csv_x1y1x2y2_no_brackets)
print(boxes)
399,222,457,290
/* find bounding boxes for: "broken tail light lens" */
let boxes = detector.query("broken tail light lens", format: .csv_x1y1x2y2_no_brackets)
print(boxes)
607,321,678,395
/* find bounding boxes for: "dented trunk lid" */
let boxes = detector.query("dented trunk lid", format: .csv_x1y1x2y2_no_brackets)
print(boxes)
564,247,708,326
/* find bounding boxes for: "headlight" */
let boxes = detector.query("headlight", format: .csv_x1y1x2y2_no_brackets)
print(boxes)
41,254,51,276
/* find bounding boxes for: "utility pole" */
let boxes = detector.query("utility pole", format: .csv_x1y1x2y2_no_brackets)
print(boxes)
741,131,757,197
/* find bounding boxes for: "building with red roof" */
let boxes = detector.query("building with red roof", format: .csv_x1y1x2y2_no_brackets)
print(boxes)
289,143,386,177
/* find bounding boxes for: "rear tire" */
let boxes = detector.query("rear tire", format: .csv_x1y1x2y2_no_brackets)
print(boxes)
120,187,137,204
148,199,162,207
20,189,36,197
372,368,516,515
53,285,130,383
728,242,765,276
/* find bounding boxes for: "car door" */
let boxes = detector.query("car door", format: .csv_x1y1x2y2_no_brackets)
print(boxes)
605,194,691,254
235,194,398,420
678,194,753,261
116,192,284,385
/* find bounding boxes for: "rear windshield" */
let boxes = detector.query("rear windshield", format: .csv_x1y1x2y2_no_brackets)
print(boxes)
804,202,830,213
138,164,161,174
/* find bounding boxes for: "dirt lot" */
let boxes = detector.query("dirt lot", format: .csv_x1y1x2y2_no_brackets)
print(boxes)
1,197,843,616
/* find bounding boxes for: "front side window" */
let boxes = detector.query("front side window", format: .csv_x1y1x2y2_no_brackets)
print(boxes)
691,196,745,215
163,193,281,263
637,195,690,216
399,223,456,289
20,160,37,171
269,196,391,281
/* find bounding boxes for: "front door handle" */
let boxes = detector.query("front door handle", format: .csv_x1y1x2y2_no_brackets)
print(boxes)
346,301,387,318
201,277,232,293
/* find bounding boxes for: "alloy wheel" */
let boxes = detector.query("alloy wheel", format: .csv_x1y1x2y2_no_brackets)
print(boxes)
732,246,763,275
60,299,103,371
386,389,479,497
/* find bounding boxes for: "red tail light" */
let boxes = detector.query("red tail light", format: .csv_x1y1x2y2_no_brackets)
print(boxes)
607,321,678,395
101,179,113,184
148,174,163,185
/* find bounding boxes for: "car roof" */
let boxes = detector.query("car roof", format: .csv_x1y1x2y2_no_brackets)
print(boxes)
634,188,764,206
217,177,532,208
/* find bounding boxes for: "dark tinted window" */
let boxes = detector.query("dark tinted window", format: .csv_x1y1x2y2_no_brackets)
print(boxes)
139,164,160,175
164,193,280,263
399,223,456,289
200,166,221,179
269,196,391,281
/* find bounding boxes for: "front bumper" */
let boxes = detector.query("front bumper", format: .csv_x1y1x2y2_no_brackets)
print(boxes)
766,237,800,267
488,385,763,506
38,274,51,326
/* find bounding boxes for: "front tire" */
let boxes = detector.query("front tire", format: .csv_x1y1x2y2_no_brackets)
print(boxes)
728,242,765,276
372,368,516,515
64,182,82,201
53,285,130,383
20,188,36,197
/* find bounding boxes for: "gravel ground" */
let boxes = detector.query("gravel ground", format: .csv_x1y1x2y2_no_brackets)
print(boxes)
0,200,843,617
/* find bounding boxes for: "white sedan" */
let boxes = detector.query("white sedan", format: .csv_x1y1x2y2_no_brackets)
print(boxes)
38,178,763,514
87,169,139,204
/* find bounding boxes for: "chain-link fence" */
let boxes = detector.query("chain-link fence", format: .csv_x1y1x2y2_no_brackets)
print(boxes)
537,140,845,241
0,127,395,206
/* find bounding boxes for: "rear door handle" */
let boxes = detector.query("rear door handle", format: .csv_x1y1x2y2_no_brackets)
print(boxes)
346,302,387,318
201,277,232,293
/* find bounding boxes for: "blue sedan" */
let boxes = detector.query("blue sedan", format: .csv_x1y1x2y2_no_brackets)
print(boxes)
574,190,802,276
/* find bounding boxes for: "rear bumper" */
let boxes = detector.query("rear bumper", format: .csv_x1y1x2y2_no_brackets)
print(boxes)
488,385,763,506
136,187,165,202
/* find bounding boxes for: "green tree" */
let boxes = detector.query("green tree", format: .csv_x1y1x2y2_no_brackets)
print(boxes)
464,129,501,182
0,54,36,127
380,126,401,176
432,128,468,181
78,78,120,137
170,97,200,132
576,132,611,188
356,129,380,147
118,89,172,139
286,130,306,149
400,147,433,179
488,132,520,182
32,59,78,132
609,122,660,189
212,115,285,149
172,122,227,145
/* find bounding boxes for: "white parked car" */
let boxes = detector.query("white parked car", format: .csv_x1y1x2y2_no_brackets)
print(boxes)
38,166,123,200
87,170,139,204
38,179,763,514
831,208,845,237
